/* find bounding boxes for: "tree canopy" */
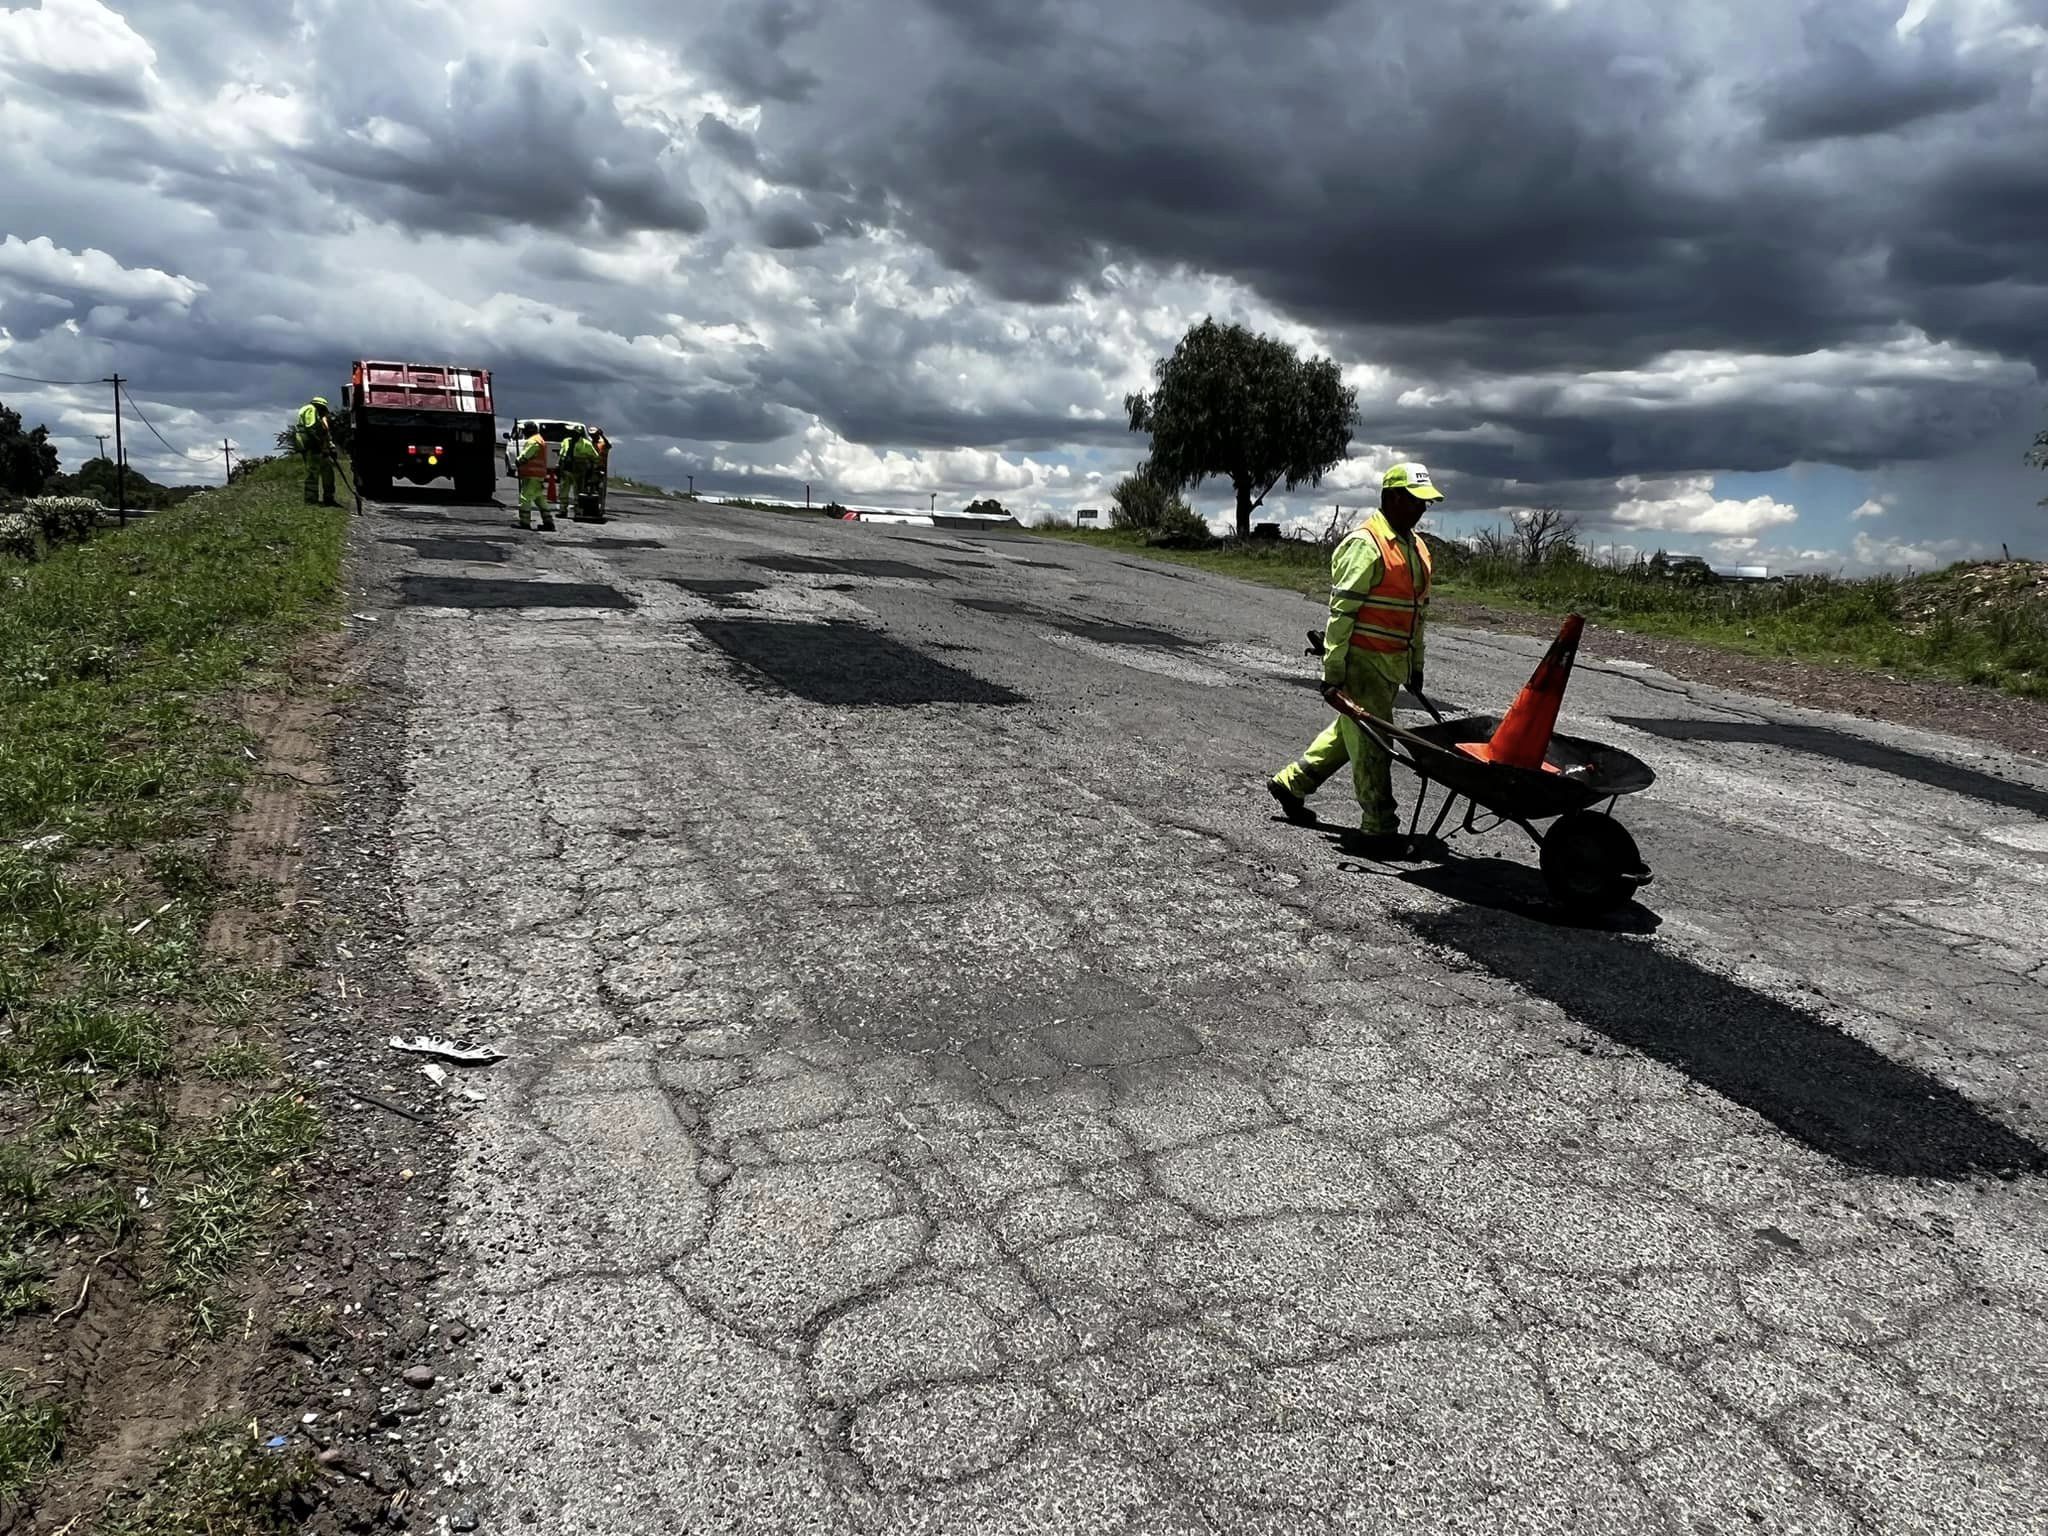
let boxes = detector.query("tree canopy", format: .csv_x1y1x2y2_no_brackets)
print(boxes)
1124,319,1357,537
0,402,60,497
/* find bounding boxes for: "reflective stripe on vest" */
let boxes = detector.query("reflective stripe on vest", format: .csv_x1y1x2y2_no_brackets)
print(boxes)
1346,524,1432,653
517,435,549,478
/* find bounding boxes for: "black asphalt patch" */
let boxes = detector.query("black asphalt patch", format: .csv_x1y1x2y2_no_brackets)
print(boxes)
694,620,1023,706
399,576,632,610
379,537,510,563
940,558,997,569
1402,904,2048,1179
1615,716,2048,820
744,555,950,581
955,598,1038,617
663,577,767,610
665,578,768,596
586,538,663,550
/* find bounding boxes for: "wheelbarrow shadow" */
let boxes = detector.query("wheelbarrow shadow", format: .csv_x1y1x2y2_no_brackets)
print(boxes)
1336,843,1662,935
1361,852,2045,1180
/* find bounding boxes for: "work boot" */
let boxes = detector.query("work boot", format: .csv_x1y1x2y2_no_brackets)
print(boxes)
517,513,531,529
1267,779,1316,825
539,515,557,532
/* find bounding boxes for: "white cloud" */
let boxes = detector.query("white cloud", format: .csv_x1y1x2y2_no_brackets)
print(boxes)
1849,529,1988,571
714,420,1073,504
0,0,162,109
0,236,204,309
1850,496,1889,519
1606,475,1801,539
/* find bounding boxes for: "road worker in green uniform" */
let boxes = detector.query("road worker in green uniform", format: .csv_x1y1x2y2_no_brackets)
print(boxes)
1268,461,1441,850
515,425,556,531
562,425,600,519
295,397,339,506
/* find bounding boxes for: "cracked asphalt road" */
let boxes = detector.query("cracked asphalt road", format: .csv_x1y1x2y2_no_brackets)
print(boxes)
348,480,2048,1534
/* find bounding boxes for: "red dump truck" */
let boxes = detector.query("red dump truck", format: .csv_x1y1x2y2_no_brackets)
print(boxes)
343,360,496,502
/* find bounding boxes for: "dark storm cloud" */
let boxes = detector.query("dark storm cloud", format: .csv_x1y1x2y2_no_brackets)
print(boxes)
1758,26,2003,142
696,114,759,167
700,0,2044,440
299,50,708,237
756,203,826,250
704,0,823,102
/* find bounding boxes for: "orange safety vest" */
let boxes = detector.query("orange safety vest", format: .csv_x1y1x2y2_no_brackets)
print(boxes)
1345,522,1433,653
516,434,549,478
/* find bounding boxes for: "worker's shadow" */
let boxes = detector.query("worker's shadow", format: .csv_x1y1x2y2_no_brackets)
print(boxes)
1325,834,1663,935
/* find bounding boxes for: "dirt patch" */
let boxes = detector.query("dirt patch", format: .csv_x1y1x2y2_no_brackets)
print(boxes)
1438,600,2048,761
13,635,349,1531
16,605,469,1533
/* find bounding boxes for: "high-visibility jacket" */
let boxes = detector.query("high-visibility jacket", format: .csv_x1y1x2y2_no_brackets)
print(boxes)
1322,511,1431,685
295,403,331,452
565,436,599,470
516,433,549,478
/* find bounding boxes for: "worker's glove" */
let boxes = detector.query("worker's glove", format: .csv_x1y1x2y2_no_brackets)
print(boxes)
1304,629,1326,657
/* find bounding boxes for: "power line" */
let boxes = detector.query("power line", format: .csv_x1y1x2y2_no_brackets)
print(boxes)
123,390,214,464
0,365,101,387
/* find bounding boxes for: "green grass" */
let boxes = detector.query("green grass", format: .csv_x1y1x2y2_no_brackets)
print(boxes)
0,1378,68,1498
1031,527,2048,699
93,1422,314,1535
0,460,344,1499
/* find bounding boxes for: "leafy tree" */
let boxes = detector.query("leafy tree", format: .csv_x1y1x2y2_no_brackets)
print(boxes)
1109,470,1207,539
0,401,61,496
963,497,1008,518
2030,419,2047,505
1125,318,1357,537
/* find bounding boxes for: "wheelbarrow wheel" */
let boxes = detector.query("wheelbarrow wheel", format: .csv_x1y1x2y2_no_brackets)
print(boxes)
1540,811,1647,913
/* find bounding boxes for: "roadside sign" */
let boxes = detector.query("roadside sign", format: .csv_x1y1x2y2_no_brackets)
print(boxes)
1077,508,1099,521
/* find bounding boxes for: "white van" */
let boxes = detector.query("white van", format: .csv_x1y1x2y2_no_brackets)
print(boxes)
503,419,588,476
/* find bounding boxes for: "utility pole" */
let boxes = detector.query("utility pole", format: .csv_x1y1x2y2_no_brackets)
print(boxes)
929,492,936,512
95,433,109,462
687,473,695,496
104,374,127,526
805,482,810,509
222,439,234,484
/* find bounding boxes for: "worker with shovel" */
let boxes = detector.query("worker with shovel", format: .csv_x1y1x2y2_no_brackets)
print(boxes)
295,397,341,507
1268,462,1440,852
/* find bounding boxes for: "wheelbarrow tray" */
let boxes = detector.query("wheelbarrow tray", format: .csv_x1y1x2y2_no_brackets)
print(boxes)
1370,713,1656,822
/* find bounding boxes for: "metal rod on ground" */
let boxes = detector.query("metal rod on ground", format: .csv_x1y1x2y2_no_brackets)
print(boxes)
104,373,126,527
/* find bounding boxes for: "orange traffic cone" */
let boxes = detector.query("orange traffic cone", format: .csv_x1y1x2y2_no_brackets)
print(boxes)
1460,614,1584,771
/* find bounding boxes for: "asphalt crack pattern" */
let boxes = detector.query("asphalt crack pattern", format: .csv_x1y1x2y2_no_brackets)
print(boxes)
358,511,2048,1535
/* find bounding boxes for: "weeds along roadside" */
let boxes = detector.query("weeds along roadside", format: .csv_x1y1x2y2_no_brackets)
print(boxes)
0,459,344,1509
1028,525,2048,701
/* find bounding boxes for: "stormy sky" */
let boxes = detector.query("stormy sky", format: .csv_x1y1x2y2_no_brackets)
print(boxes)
1,0,2044,570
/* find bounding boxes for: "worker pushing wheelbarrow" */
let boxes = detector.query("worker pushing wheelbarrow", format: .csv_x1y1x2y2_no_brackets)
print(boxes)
1325,614,1656,912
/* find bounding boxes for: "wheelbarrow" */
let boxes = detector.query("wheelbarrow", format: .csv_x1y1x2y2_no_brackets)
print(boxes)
1321,616,1656,912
